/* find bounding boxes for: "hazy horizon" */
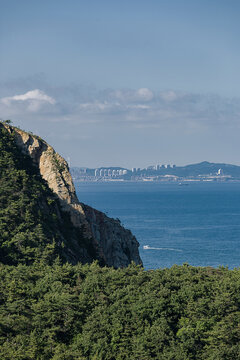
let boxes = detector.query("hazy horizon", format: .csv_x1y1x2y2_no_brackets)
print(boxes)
70,160,240,170
1,1,240,168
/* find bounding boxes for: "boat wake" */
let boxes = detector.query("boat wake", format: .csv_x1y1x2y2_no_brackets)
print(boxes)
143,245,182,252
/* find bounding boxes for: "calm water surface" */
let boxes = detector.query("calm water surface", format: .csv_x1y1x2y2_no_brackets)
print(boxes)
75,182,240,270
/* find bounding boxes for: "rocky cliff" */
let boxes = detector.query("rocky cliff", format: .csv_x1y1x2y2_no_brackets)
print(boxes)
2,123,142,268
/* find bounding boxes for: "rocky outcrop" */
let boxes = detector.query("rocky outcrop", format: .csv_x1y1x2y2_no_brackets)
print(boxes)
3,124,142,268
82,205,142,268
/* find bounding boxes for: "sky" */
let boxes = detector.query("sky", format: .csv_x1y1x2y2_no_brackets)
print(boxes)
1,0,240,168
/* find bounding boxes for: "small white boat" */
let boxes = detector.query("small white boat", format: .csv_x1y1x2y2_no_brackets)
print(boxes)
143,245,150,249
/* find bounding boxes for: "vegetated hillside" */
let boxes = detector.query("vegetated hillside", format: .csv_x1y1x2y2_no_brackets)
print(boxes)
0,124,99,265
0,122,141,268
1,262,240,359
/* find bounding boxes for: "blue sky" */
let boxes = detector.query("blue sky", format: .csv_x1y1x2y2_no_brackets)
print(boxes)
1,0,240,167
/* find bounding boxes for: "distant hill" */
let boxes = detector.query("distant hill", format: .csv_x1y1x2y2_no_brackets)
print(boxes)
173,161,240,177
159,161,240,177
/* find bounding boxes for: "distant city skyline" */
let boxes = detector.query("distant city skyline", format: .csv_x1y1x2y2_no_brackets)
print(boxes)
70,161,240,183
1,1,240,168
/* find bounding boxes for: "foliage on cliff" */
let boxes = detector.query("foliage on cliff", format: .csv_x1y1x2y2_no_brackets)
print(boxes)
0,262,240,360
0,124,96,265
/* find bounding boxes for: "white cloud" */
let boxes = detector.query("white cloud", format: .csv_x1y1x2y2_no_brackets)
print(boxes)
128,104,150,110
111,88,153,103
78,100,150,113
159,90,178,102
78,101,118,112
136,88,153,101
1,89,56,112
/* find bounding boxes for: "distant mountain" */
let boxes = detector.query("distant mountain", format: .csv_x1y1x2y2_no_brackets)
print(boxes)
162,161,240,177
71,161,240,179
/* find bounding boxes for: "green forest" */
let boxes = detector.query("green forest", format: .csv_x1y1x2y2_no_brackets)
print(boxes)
1,123,240,359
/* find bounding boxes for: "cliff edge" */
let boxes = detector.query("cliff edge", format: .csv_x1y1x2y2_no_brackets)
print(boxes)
2,123,142,268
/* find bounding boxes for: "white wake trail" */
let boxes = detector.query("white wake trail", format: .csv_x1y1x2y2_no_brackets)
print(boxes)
143,245,183,252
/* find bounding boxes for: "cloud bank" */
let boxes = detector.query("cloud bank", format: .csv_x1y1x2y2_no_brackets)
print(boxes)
1,80,240,168
1,85,240,132
1,89,56,112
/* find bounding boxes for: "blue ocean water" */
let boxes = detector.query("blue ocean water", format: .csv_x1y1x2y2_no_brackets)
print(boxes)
75,182,240,270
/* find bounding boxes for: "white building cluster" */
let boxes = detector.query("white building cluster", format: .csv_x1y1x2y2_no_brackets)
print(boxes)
154,164,176,170
132,165,176,173
131,168,141,173
95,169,128,177
140,164,177,171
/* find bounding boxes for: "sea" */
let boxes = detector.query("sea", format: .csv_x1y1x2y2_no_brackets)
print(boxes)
75,182,240,270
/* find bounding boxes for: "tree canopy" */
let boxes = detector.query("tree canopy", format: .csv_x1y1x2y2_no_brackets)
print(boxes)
0,262,240,359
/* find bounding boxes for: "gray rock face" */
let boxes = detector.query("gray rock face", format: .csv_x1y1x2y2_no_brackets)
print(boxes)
82,204,142,268
4,124,142,268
